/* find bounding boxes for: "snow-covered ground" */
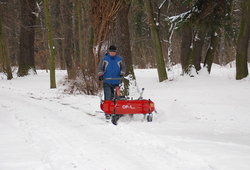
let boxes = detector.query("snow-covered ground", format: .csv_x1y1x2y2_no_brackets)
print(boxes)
1,64,250,170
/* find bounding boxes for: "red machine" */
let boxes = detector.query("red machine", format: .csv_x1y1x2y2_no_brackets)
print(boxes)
100,78,155,125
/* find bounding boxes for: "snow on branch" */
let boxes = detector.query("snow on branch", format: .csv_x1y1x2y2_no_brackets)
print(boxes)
165,10,191,23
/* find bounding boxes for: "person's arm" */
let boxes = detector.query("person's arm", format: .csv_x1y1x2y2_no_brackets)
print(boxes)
120,58,126,76
97,56,105,76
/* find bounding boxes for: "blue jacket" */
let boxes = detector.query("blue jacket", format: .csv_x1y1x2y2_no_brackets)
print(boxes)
98,53,126,85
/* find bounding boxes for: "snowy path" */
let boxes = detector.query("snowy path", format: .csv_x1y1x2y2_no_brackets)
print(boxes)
1,67,250,170
0,88,210,170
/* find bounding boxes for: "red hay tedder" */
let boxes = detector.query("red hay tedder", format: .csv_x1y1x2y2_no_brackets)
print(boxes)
100,78,155,125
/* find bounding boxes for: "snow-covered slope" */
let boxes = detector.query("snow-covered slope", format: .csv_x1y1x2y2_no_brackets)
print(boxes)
1,65,250,170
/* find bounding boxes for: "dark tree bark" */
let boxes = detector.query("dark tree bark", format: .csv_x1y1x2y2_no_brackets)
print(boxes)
17,0,36,76
113,0,135,95
178,0,193,75
44,0,56,88
0,15,13,80
203,29,221,73
77,0,83,67
193,30,205,72
180,25,193,75
63,0,75,79
143,0,167,82
236,0,250,80
87,26,95,74
115,1,132,75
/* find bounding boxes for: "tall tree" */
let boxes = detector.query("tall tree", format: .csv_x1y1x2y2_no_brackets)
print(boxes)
113,0,135,95
133,0,146,68
195,0,230,73
87,27,95,74
44,0,56,88
17,0,36,76
115,0,135,94
180,25,193,74
0,15,13,80
143,0,168,82
63,0,75,79
192,30,205,72
236,0,250,80
77,0,83,67
114,0,133,75
178,0,193,75
171,0,230,74
90,0,123,72
203,28,221,73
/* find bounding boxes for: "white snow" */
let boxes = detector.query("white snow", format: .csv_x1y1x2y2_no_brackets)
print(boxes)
1,64,250,170
166,10,191,23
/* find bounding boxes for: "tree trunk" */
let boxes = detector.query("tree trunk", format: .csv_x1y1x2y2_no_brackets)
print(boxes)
44,0,56,88
17,0,36,76
54,0,64,70
236,0,250,80
0,16,13,80
143,0,167,82
181,25,193,75
63,0,75,79
114,0,135,95
78,0,83,67
0,44,3,72
59,0,65,70
134,0,146,68
178,0,193,75
203,29,221,74
193,30,205,72
87,26,95,74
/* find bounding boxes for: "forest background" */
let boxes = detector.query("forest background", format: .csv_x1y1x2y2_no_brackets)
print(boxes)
0,0,250,94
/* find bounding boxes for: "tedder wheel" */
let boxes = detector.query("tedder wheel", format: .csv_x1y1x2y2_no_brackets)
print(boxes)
111,115,117,125
111,114,120,125
147,115,153,122
111,114,124,125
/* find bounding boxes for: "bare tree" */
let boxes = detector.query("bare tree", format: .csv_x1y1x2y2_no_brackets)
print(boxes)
90,0,123,72
113,0,135,95
0,15,13,80
44,0,56,88
236,0,250,80
17,0,37,76
143,0,168,82
203,28,221,73
192,30,205,72
63,0,75,79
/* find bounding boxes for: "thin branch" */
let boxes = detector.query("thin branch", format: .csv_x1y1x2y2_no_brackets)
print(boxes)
159,0,167,9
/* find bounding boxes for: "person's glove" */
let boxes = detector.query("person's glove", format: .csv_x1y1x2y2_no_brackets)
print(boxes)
99,74,103,81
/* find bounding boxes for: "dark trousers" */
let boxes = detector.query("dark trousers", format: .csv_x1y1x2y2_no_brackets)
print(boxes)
103,83,119,100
